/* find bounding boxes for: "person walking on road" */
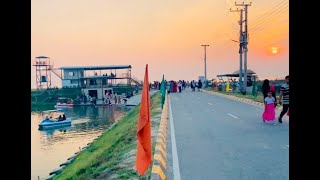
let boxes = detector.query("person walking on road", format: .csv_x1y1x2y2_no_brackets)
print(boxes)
262,79,271,99
190,80,194,91
178,81,182,93
262,79,277,107
278,75,289,123
170,81,174,93
198,79,203,92
192,80,196,91
262,91,276,125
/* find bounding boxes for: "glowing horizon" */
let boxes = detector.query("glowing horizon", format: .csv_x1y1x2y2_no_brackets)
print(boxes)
31,0,288,88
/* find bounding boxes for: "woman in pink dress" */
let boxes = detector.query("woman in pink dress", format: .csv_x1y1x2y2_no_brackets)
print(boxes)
262,91,276,125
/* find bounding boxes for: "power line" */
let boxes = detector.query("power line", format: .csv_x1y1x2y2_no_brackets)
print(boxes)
250,0,287,23
249,0,288,27
250,5,289,29
250,8,288,34
250,6,289,31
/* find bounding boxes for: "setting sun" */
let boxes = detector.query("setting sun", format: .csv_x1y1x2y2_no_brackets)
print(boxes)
271,47,278,54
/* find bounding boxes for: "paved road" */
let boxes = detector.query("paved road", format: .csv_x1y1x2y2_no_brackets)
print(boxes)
168,89,289,180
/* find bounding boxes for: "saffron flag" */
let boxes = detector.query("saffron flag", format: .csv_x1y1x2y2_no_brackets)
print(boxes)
135,64,152,175
160,74,166,109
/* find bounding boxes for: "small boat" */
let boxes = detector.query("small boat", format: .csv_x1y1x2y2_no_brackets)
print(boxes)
56,97,74,107
38,118,71,129
42,109,63,113
57,103,74,107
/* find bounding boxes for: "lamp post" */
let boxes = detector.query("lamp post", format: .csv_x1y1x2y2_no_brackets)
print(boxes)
201,44,209,87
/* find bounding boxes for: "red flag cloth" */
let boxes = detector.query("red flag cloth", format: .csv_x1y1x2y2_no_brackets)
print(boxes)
135,64,152,175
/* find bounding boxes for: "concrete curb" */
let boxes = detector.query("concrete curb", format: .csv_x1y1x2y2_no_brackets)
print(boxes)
151,93,168,180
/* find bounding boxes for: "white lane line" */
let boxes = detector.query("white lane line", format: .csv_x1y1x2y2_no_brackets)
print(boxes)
227,113,239,119
169,96,181,180
208,102,213,105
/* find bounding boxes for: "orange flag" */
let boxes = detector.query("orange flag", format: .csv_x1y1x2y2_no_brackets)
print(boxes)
135,64,152,175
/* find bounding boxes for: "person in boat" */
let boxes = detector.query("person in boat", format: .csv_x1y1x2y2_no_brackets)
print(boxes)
58,115,63,121
45,116,49,120
62,114,66,120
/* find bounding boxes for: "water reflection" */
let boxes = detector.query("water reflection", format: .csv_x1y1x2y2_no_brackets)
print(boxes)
31,105,132,180
38,126,71,136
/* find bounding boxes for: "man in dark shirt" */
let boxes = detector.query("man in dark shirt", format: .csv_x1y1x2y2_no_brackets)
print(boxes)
278,75,289,123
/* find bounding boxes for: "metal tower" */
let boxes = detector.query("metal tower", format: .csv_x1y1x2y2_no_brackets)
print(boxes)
33,56,52,90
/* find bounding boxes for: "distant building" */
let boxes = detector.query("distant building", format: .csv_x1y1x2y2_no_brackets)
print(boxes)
32,55,143,102
55,65,141,103
58,65,134,88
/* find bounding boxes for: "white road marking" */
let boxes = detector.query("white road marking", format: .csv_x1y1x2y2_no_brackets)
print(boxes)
169,96,181,180
227,113,239,119
208,102,213,105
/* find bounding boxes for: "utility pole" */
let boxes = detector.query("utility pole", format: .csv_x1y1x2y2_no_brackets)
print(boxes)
230,8,244,93
201,44,209,86
236,2,251,94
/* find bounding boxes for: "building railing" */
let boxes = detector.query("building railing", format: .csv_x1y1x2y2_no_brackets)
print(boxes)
80,72,130,79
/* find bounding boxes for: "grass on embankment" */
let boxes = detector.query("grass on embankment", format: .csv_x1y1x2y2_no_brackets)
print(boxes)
53,92,162,180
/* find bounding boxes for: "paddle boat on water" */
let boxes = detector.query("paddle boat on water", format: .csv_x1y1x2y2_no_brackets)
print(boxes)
38,114,71,129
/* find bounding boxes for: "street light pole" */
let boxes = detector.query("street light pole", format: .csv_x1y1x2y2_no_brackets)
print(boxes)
230,7,244,94
201,44,209,86
239,9,244,93
236,2,252,94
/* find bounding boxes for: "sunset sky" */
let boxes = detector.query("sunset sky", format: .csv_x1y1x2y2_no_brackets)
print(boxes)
31,0,288,88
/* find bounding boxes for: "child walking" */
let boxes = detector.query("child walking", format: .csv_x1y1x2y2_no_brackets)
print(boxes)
262,91,276,125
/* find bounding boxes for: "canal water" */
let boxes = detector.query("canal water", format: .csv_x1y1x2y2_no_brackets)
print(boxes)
31,105,132,180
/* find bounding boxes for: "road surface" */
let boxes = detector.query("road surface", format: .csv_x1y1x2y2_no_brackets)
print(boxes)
167,89,289,180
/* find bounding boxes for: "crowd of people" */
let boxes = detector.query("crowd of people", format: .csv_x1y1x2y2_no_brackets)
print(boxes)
156,79,204,93
74,92,127,106
103,92,125,105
